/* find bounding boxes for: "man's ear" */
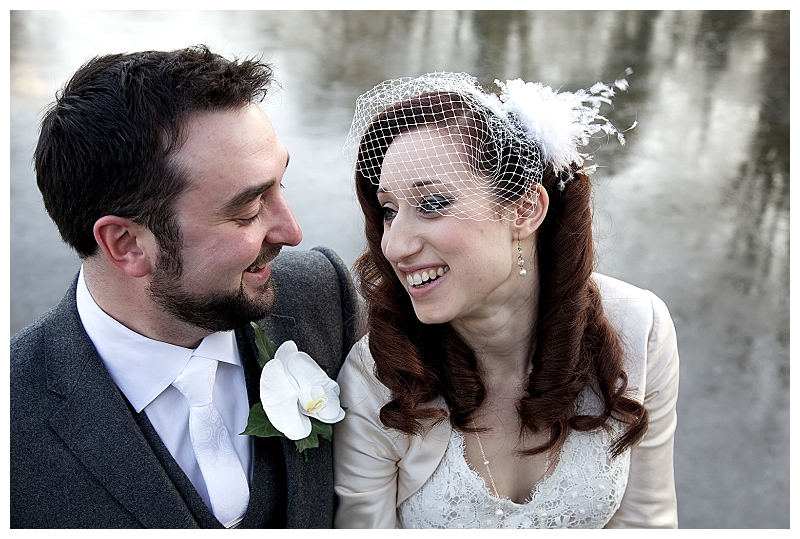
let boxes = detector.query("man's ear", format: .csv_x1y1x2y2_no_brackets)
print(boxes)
93,216,157,278
513,184,549,241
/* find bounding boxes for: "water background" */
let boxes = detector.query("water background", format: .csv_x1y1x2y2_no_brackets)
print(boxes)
8,10,790,528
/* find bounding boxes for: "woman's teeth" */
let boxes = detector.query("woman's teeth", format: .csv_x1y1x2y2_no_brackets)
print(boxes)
406,266,449,287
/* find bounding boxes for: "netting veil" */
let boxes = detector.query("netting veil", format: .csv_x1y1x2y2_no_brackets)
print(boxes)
344,71,632,221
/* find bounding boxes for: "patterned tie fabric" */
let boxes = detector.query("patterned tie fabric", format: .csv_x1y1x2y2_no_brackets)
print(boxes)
172,355,250,527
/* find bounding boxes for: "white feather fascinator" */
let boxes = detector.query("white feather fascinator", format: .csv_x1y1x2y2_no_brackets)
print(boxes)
344,70,634,220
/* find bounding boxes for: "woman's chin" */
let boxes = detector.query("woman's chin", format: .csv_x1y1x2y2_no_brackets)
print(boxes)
412,305,452,325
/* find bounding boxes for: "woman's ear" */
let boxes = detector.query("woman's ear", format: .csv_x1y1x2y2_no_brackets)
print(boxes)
93,216,158,278
513,183,549,240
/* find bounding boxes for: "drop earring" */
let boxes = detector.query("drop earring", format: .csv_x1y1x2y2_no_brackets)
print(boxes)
517,237,527,276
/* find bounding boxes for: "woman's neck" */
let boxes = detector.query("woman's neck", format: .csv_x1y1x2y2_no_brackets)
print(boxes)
450,268,539,383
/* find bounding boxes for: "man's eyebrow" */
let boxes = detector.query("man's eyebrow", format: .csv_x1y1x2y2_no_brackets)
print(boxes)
220,153,290,215
220,180,275,215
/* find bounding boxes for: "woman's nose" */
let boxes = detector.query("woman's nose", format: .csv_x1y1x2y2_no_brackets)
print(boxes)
381,209,421,263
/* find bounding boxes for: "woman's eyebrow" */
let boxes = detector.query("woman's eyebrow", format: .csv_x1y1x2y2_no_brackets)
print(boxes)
378,178,445,194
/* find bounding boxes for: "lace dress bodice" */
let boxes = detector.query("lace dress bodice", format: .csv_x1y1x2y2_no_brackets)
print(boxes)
397,400,631,528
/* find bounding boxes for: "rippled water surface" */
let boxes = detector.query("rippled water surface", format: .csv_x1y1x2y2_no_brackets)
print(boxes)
9,10,789,528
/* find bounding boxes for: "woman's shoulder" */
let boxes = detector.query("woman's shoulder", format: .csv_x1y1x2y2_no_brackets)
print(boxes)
592,272,663,302
342,334,377,378
591,273,678,401
592,273,673,331
337,335,392,408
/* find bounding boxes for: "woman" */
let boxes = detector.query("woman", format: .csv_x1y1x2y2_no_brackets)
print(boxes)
333,72,679,528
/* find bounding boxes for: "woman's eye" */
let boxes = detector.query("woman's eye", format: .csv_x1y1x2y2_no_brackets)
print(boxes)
418,195,452,214
382,205,397,222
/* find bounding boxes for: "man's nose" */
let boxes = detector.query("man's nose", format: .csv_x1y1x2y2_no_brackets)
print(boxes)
266,193,303,247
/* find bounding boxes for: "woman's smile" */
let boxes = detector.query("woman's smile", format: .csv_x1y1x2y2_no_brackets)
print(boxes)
403,265,450,299
404,265,449,287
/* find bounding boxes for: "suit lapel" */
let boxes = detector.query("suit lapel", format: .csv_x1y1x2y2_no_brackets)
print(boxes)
279,436,335,528
237,317,296,528
241,313,335,528
45,283,198,528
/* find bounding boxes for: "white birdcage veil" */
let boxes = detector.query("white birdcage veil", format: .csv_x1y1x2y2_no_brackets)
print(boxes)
344,71,632,221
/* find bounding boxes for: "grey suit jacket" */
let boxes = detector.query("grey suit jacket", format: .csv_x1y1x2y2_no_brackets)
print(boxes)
10,247,361,528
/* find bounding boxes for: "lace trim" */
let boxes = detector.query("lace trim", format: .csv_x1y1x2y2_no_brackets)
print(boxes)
397,392,631,529
456,429,557,506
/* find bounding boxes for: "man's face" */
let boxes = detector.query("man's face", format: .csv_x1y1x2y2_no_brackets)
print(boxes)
148,103,303,332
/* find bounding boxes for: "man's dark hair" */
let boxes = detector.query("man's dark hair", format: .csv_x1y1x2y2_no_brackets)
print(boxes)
34,45,275,259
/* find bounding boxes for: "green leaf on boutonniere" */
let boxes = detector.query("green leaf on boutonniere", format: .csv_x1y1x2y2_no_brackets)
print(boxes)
294,418,335,461
241,407,334,461
251,321,278,368
240,403,283,437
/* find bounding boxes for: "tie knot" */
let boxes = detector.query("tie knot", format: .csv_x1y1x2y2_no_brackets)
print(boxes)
173,356,218,407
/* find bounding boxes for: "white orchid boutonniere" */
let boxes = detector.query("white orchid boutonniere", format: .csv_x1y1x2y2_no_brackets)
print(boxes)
242,322,345,459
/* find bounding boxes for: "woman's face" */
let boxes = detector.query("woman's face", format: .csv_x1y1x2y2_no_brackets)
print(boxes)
377,126,528,325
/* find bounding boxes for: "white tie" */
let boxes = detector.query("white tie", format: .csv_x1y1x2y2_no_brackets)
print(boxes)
172,355,250,527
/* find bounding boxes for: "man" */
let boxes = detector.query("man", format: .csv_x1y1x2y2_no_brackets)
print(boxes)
10,46,360,528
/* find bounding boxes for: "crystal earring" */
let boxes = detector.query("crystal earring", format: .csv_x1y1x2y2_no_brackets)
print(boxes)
517,237,527,276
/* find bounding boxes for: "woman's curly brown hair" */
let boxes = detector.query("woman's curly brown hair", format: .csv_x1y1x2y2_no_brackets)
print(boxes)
352,91,648,458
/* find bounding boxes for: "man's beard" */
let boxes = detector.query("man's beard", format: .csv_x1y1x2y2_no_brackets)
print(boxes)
147,248,279,333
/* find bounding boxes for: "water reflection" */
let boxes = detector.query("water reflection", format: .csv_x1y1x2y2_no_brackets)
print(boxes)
8,10,789,528
725,11,790,304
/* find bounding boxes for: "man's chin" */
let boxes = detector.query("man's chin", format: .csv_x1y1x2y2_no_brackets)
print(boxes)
149,276,279,333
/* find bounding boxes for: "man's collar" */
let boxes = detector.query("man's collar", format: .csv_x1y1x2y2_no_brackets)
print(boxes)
76,266,241,412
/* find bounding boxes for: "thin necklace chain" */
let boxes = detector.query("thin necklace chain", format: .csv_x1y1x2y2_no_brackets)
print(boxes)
473,430,553,525
474,430,506,523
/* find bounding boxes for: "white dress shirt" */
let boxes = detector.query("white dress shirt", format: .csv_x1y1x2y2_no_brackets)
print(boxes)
76,267,253,512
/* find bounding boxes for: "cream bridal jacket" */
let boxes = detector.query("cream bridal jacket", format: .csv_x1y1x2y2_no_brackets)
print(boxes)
333,274,679,528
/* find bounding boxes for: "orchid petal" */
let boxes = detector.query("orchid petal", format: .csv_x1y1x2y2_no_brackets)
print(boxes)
259,359,310,440
298,386,327,413
285,349,345,423
273,340,300,364
313,392,346,423
286,351,339,395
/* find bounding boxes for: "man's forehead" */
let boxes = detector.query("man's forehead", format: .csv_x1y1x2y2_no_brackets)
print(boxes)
169,105,285,169
180,104,275,147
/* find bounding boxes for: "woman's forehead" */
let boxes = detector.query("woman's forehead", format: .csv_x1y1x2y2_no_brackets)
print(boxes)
379,126,481,192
